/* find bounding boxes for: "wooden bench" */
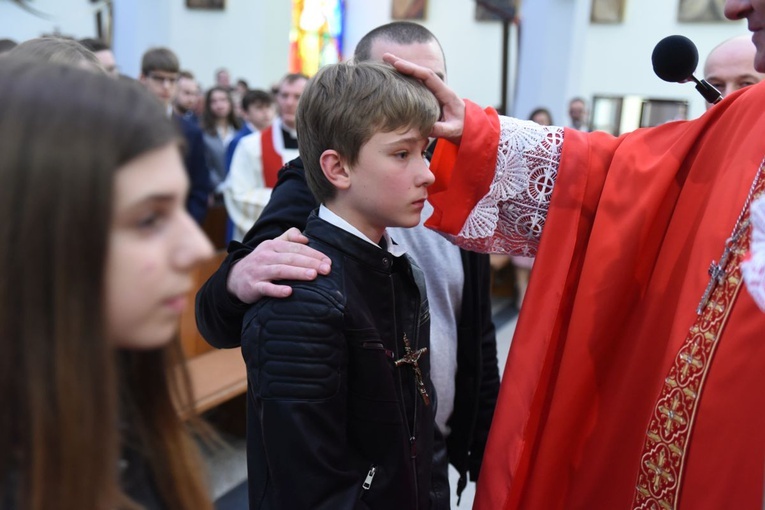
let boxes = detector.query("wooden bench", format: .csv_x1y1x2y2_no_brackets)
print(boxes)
178,250,247,418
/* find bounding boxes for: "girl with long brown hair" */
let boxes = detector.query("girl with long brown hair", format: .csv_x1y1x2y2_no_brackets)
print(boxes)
0,57,214,509
201,85,242,191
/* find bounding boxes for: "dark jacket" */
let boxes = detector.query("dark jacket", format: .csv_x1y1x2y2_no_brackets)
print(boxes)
195,157,499,496
242,213,448,509
174,113,211,224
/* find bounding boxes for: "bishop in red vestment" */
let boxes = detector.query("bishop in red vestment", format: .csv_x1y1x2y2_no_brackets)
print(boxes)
390,49,765,510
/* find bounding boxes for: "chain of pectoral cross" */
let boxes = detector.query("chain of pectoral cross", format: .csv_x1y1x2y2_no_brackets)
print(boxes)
394,333,431,406
697,163,764,315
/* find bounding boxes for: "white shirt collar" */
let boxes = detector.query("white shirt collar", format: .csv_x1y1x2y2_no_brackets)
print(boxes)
277,117,298,139
318,205,407,256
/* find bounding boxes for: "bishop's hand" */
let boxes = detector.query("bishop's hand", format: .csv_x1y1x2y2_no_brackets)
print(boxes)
383,52,465,145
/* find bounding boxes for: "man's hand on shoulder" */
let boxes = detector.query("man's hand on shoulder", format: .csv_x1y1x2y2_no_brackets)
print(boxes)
227,227,331,304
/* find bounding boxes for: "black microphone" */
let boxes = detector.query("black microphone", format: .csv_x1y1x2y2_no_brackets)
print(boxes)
652,35,722,104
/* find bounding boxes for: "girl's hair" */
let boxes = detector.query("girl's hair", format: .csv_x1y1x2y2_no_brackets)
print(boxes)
0,58,212,510
7,36,103,71
201,85,242,135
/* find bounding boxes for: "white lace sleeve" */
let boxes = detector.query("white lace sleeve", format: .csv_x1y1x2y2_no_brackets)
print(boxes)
742,197,765,311
445,116,564,255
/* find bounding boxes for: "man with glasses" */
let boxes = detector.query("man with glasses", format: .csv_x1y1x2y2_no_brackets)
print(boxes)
140,47,210,224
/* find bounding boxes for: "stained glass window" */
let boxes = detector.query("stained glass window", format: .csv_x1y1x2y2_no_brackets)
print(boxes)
290,0,344,76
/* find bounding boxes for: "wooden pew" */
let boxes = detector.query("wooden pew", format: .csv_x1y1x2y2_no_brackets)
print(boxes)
178,251,247,418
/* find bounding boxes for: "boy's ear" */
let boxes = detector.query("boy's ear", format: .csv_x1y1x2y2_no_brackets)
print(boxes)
320,149,351,190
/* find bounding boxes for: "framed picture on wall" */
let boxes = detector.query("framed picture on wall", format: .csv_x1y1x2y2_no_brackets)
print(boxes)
475,0,516,21
677,0,727,22
590,0,626,23
591,95,624,135
186,0,225,10
391,0,427,20
640,99,689,127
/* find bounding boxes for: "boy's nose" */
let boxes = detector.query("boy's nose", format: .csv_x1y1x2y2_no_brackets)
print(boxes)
421,161,436,187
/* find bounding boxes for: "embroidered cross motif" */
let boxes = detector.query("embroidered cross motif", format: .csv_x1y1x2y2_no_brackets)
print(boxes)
394,334,431,406
645,450,674,492
658,394,686,435
678,342,704,378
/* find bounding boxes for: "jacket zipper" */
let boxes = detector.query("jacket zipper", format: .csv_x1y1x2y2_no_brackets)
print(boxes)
362,465,376,490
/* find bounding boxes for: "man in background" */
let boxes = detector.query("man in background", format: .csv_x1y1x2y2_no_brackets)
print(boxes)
567,96,588,131
223,73,307,240
140,47,210,223
215,67,232,90
173,70,201,124
704,34,765,108
78,37,118,76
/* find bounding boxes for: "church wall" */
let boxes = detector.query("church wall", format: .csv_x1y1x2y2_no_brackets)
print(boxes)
0,0,753,125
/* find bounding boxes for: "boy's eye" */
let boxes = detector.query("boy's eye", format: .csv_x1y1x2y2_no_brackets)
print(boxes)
395,151,409,159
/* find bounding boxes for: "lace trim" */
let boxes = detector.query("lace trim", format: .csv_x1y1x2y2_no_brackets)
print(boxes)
742,197,765,311
446,117,564,255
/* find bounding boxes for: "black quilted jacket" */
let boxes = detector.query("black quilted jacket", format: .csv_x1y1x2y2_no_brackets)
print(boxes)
241,212,449,509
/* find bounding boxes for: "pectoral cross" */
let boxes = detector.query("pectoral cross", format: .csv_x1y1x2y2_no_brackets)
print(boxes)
696,255,729,315
696,220,749,315
394,334,431,406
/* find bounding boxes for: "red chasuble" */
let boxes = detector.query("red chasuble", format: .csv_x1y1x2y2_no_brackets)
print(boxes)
427,86,765,509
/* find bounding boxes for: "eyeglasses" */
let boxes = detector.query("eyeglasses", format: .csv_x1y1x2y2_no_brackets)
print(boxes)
147,73,179,86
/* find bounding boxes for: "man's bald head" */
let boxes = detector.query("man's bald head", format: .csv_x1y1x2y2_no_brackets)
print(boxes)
703,35,765,108
354,21,447,81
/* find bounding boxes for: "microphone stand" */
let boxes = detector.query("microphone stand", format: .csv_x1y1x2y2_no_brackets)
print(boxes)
689,76,722,104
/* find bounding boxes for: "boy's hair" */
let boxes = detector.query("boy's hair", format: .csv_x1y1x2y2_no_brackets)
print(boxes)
297,61,439,204
242,88,274,110
179,69,195,81
141,47,179,76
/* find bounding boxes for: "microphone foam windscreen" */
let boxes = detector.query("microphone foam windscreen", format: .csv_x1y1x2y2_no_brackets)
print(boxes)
652,35,699,82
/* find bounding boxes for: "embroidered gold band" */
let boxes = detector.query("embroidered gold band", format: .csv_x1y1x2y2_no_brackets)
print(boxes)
632,170,765,510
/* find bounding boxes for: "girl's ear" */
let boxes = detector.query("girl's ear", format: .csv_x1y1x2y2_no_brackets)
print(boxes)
320,149,351,190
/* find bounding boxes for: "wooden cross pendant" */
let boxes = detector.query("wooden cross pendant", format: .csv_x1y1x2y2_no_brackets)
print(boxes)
394,334,431,406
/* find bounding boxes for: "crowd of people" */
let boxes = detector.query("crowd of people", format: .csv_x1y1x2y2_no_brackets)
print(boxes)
2,1,765,508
